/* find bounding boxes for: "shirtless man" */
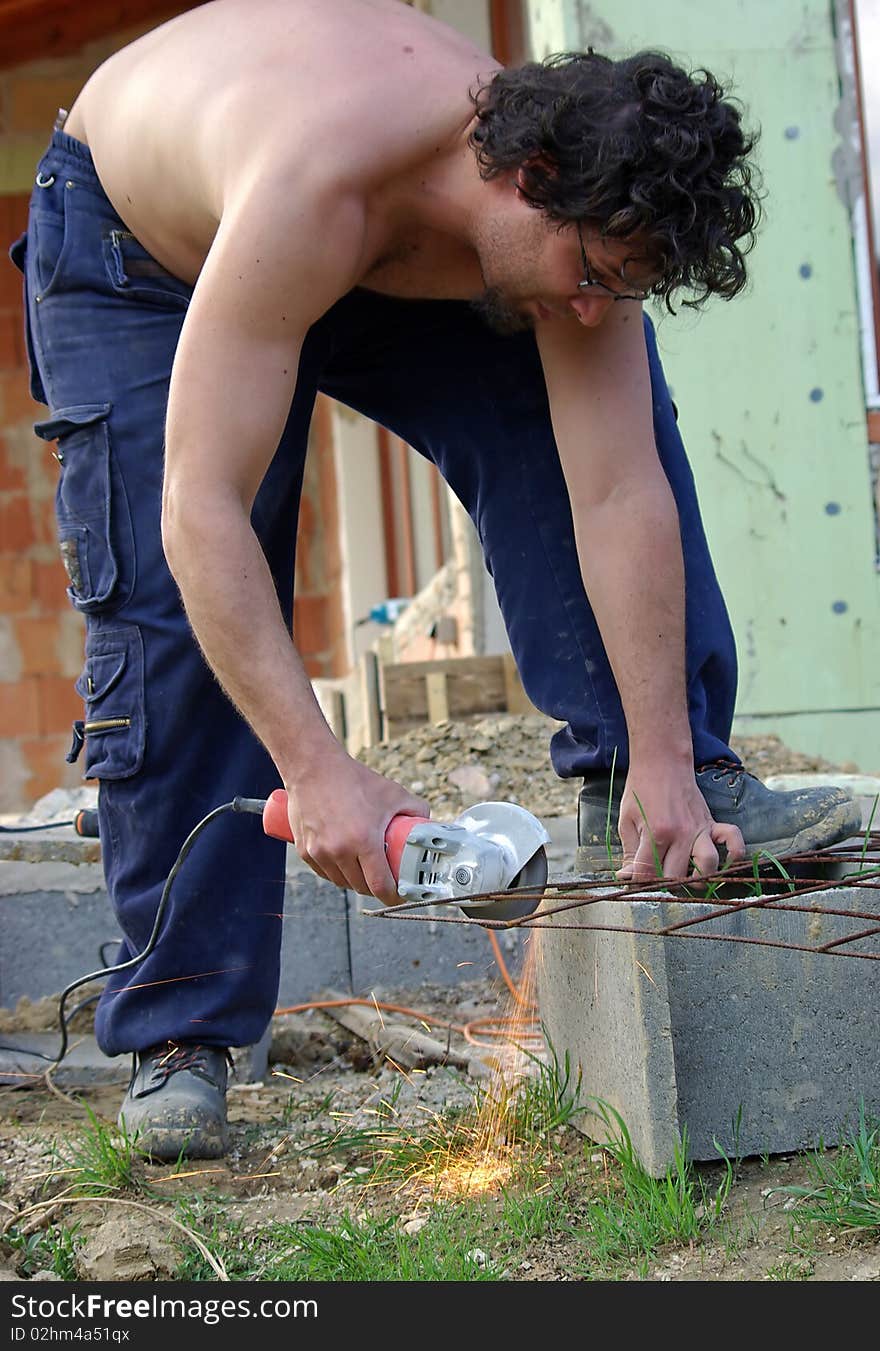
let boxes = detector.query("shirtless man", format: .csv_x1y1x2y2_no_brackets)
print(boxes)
10,0,860,1158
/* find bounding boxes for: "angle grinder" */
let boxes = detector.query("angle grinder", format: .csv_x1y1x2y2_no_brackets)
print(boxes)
258,789,550,920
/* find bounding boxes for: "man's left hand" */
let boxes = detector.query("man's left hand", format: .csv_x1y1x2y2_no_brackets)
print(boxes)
615,764,746,882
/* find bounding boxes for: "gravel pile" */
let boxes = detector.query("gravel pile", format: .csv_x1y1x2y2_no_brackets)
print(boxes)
357,712,858,819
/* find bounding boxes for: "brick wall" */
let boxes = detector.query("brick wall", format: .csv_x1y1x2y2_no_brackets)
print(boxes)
293,396,349,681
0,189,84,811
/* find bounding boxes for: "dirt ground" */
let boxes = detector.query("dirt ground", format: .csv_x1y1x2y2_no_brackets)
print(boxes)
1,729,877,1283
1,978,879,1283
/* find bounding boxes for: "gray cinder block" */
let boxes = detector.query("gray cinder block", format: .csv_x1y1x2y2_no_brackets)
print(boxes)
348,892,526,993
276,852,352,1005
0,860,114,1007
536,883,880,1175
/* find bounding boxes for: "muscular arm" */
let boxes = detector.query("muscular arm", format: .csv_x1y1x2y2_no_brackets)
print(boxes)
161,183,426,901
537,306,743,878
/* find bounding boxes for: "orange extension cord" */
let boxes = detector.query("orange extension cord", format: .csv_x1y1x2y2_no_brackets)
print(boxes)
274,930,541,1050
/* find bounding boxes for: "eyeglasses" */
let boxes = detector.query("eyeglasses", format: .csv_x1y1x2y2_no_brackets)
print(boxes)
576,223,653,303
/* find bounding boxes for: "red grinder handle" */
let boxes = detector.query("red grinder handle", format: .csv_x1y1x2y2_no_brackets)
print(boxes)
262,788,429,883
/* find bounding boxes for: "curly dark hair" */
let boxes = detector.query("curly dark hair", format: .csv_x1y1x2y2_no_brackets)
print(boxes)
469,50,762,308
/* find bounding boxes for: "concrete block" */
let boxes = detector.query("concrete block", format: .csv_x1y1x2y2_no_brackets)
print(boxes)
0,848,352,1012
0,859,114,1007
276,851,352,1005
536,882,880,1175
348,891,527,992
0,1033,130,1089
0,816,580,1012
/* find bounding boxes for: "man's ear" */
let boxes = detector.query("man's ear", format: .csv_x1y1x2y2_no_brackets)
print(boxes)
514,165,531,199
513,158,556,203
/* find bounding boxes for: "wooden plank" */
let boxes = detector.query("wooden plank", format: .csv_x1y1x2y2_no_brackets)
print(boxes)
501,652,536,715
322,687,346,743
426,670,449,723
322,999,475,1072
359,650,382,749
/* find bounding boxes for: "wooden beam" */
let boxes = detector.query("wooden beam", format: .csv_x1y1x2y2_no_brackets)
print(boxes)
490,0,527,67
376,425,400,599
501,651,533,714
396,434,417,597
359,649,382,748
425,670,450,724
0,2,205,72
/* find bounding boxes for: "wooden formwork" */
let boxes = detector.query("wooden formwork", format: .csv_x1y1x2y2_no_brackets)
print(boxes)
379,652,537,739
313,652,539,750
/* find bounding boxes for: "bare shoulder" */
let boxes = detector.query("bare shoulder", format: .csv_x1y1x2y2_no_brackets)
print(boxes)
201,171,368,335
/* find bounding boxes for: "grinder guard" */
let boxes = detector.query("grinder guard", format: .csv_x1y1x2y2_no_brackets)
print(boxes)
394,801,550,921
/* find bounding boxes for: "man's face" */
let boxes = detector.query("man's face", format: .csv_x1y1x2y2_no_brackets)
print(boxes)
472,205,661,334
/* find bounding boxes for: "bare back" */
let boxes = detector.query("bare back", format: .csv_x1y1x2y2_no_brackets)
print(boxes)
65,0,498,293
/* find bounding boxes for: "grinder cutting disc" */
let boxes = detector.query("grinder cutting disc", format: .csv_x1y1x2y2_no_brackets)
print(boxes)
450,801,550,921
457,843,549,920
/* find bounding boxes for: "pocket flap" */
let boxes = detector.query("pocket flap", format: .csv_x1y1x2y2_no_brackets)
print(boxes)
34,403,112,441
75,648,127,702
8,232,26,272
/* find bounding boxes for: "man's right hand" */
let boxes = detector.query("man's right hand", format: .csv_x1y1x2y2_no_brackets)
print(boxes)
284,750,430,905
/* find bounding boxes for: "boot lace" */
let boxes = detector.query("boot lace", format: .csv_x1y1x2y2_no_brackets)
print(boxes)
696,758,748,788
133,1041,231,1094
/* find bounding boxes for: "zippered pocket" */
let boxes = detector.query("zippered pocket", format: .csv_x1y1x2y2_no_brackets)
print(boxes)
102,227,191,309
72,624,145,780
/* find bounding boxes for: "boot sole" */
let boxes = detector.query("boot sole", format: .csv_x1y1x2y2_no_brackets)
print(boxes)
574,843,621,875
119,1114,229,1161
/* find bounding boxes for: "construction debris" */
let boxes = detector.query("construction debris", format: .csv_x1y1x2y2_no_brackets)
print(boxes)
322,997,491,1078
356,712,860,818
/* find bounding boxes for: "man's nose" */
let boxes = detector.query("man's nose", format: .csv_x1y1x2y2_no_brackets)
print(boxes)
569,292,615,326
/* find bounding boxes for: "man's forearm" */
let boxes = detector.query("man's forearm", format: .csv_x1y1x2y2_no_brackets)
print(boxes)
573,480,694,765
162,497,338,783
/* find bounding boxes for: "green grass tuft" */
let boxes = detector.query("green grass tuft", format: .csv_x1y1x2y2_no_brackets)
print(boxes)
54,1104,153,1195
770,1101,880,1234
568,1100,734,1276
6,1221,81,1280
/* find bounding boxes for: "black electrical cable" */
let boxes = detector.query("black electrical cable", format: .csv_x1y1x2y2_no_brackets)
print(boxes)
0,798,266,1070
99,939,120,968
0,808,99,837
0,820,76,832
62,991,102,1027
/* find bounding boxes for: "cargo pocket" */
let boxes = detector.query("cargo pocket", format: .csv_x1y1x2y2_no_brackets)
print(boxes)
102,228,191,310
73,624,145,780
33,403,134,614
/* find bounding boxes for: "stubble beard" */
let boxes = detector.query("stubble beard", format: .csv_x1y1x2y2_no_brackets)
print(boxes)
470,216,538,335
469,286,534,336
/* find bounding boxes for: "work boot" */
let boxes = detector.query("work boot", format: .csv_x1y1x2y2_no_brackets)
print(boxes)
575,758,863,874
117,1041,231,1160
